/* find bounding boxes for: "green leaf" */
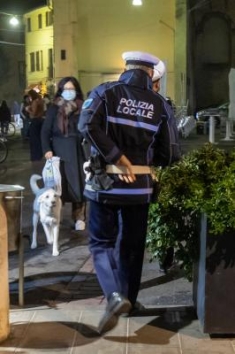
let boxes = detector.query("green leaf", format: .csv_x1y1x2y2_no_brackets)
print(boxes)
147,143,235,281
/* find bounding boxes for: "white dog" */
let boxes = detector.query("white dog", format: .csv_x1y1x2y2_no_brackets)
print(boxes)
30,174,62,256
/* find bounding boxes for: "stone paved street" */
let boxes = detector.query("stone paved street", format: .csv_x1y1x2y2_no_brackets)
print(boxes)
1,125,235,353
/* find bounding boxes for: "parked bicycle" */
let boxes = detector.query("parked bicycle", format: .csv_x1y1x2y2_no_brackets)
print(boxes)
6,122,16,138
0,138,8,163
0,122,16,141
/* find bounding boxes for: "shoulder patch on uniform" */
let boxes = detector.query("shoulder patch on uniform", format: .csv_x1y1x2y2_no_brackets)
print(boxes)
82,98,93,109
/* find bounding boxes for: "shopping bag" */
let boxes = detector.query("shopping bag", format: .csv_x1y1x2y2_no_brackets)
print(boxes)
42,156,62,195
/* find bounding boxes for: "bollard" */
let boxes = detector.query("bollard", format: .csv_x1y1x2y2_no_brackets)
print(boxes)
209,116,216,143
0,204,10,342
221,120,234,141
0,184,25,307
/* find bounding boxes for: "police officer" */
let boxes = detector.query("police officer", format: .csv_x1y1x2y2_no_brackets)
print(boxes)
152,59,166,93
152,60,176,273
78,51,181,334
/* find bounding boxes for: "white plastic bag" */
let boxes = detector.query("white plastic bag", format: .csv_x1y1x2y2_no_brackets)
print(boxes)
42,156,62,195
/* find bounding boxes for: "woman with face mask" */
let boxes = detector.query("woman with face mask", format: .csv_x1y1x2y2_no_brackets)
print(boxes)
41,76,87,231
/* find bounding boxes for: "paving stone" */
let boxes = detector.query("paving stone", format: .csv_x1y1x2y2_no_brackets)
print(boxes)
1,130,235,352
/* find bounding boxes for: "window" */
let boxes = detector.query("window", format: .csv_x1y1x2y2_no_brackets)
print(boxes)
27,18,31,32
38,14,42,29
46,11,53,26
48,48,53,78
36,51,40,71
30,53,35,72
30,51,43,72
40,50,43,71
61,50,66,60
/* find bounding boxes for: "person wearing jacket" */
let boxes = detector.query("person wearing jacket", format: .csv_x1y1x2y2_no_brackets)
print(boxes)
152,59,166,93
26,89,44,161
0,100,11,140
152,60,176,273
78,51,181,334
11,100,21,127
20,94,31,139
41,76,87,231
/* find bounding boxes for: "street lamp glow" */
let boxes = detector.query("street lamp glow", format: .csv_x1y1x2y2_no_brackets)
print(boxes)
9,16,19,26
132,0,142,5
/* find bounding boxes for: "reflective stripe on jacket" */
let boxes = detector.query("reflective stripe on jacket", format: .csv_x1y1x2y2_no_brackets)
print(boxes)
78,69,181,205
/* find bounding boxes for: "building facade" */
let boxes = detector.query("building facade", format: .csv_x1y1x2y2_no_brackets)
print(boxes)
52,0,187,106
187,0,235,114
23,0,187,107
24,4,54,96
2,1,234,131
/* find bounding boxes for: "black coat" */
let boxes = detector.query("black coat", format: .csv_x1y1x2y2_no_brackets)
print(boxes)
41,104,86,203
0,105,11,123
78,69,181,205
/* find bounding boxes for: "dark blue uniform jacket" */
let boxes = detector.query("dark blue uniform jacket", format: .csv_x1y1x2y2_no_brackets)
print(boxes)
78,69,181,205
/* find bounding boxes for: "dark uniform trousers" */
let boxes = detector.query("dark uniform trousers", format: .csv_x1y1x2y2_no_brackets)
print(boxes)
89,200,149,305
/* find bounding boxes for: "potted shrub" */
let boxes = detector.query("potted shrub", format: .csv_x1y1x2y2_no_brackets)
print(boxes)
147,143,235,334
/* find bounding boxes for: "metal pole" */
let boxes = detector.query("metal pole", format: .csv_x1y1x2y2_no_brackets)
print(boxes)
18,190,24,307
209,116,215,143
221,120,234,141
18,232,24,307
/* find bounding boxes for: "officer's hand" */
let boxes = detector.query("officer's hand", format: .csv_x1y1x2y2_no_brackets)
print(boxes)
116,155,136,183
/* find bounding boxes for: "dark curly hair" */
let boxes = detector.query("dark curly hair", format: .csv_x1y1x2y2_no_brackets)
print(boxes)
27,89,41,100
55,76,84,100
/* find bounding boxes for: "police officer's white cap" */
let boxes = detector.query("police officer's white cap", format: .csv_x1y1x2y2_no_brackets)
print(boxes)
152,60,166,82
122,51,160,68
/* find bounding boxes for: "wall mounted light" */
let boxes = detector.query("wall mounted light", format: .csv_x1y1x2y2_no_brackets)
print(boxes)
9,16,19,26
132,0,142,6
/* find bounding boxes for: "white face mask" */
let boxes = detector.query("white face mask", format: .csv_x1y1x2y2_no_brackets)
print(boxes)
61,89,76,101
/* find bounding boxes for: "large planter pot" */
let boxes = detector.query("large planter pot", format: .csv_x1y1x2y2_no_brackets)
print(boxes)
0,204,10,342
0,184,24,252
193,213,235,334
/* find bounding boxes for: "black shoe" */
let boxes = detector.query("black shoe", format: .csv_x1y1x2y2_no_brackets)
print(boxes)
159,261,175,273
159,247,175,273
98,292,131,334
128,301,146,316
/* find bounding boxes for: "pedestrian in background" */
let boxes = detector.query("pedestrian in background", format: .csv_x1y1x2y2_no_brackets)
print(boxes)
20,94,31,140
152,61,175,109
152,59,166,93
78,51,181,334
26,89,44,161
12,100,22,127
0,100,11,141
152,60,175,273
43,94,51,117
41,76,87,231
